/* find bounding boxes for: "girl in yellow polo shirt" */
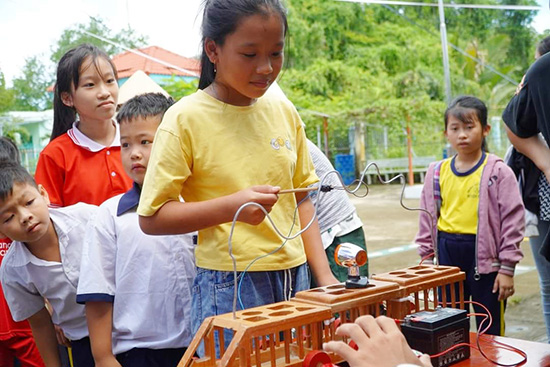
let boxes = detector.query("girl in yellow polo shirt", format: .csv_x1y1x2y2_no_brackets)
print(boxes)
415,95,524,336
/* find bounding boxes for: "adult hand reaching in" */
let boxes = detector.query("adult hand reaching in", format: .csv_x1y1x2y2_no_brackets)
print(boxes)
323,315,432,367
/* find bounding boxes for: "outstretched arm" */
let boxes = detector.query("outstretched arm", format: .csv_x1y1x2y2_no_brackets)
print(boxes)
27,307,62,367
323,315,432,367
139,185,280,235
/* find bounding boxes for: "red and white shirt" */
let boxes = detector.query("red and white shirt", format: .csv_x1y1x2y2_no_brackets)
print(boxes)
0,237,33,339
35,121,132,207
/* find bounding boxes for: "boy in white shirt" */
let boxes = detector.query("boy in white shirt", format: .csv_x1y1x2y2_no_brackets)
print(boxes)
0,161,97,366
76,93,196,367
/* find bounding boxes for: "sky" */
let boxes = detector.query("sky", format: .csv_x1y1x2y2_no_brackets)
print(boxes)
1,0,549,88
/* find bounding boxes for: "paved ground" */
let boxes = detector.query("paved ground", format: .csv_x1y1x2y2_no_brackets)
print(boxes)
349,183,548,343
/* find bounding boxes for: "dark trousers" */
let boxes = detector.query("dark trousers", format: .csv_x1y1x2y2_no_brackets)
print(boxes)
438,231,506,336
70,337,94,367
116,347,187,367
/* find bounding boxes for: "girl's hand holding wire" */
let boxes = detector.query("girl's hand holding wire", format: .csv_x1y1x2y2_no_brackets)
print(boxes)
323,315,432,367
493,273,514,301
232,185,280,225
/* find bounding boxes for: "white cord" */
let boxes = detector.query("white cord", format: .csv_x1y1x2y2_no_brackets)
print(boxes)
227,163,436,317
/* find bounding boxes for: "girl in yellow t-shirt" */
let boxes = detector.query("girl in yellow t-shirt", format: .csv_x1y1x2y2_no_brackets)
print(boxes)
137,0,338,353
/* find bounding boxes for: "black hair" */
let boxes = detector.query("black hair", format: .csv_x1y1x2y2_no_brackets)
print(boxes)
444,95,489,152
537,36,550,58
116,93,175,124
198,0,288,90
0,137,21,164
51,43,118,141
0,160,38,201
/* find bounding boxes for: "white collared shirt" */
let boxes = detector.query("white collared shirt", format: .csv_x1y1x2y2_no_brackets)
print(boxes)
67,120,121,152
77,191,196,354
0,203,97,340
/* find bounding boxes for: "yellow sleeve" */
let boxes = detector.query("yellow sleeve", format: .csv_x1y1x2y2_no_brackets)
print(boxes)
137,125,192,217
293,111,318,189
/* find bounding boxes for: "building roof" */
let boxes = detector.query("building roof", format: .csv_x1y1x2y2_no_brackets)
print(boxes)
112,46,200,79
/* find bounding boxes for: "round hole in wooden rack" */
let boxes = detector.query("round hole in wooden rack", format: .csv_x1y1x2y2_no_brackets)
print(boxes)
244,316,268,322
242,311,263,316
269,311,294,317
415,270,435,274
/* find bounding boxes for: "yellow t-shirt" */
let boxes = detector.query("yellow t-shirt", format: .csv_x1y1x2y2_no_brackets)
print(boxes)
137,90,318,271
437,153,488,234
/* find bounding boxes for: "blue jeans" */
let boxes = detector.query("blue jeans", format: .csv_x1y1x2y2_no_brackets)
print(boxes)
191,263,309,356
530,219,550,342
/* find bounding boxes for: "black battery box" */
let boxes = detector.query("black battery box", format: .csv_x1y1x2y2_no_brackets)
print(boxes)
401,307,470,367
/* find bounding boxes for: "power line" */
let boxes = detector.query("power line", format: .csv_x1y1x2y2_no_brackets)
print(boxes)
379,3,519,85
80,30,199,77
338,0,540,10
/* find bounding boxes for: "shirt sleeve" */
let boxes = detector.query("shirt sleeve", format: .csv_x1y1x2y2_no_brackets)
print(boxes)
76,206,117,303
502,79,539,139
137,125,191,217
502,54,550,140
292,109,319,189
35,150,65,207
0,264,46,322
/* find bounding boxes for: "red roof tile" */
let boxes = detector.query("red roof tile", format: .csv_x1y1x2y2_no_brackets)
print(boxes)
112,46,200,79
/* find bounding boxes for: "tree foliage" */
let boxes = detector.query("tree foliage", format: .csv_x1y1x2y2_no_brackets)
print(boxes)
162,77,198,101
1,17,147,115
51,17,148,63
279,0,540,160
0,72,15,113
11,56,52,111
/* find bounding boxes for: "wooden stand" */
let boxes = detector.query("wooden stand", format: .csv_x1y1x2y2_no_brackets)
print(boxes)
179,265,465,366
371,264,465,320
292,279,403,365
178,301,333,367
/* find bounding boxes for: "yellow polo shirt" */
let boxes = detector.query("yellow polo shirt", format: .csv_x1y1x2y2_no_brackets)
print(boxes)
437,153,487,234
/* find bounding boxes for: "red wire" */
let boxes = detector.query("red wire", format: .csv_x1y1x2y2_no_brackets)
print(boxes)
424,300,527,366
419,252,435,266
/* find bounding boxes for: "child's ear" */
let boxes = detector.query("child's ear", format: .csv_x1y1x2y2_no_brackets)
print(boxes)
60,92,74,108
483,124,492,137
37,185,50,206
204,38,219,65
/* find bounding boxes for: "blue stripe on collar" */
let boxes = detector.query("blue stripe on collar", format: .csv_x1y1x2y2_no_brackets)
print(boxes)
117,183,141,216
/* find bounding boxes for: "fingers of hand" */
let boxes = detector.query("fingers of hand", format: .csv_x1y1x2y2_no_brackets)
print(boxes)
499,287,514,300
419,353,434,367
334,321,371,343
323,340,356,361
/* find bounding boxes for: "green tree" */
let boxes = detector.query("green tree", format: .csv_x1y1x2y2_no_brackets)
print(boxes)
51,17,148,63
0,72,15,113
162,77,198,101
11,56,52,111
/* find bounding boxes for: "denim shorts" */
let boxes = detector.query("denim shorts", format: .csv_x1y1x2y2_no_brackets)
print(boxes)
191,263,309,356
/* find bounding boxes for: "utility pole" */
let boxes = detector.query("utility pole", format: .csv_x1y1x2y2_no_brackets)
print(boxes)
337,0,540,105
438,0,452,104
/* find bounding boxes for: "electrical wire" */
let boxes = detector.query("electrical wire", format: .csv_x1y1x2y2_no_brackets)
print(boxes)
430,300,528,366
227,163,433,317
379,3,519,86
228,168,369,317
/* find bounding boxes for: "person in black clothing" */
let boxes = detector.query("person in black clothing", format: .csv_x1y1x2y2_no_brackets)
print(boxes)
502,36,550,342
